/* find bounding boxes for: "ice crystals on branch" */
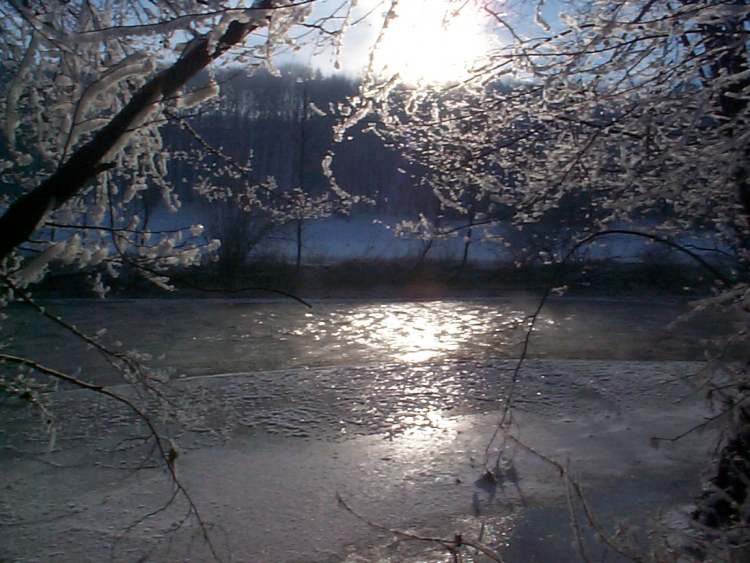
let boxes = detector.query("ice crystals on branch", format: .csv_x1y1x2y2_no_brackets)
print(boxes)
308,101,327,117
534,0,551,32
13,244,65,288
0,0,368,298
177,80,220,109
351,0,750,258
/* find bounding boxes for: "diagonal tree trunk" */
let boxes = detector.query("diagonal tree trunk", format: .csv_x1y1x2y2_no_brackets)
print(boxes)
0,2,274,262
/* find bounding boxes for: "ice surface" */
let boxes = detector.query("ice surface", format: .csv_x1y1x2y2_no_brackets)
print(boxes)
2,296,737,386
0,297,730,561
1,357,713,562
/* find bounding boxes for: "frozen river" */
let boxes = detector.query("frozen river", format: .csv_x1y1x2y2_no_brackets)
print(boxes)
0,295,736,561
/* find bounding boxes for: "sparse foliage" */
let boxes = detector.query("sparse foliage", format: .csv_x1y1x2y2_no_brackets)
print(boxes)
360,0,750,265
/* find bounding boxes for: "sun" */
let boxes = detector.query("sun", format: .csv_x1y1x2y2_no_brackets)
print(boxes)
374,0,491,85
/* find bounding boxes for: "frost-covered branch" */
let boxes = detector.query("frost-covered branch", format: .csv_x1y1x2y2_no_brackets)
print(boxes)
0,3,276,261
357,0,750,257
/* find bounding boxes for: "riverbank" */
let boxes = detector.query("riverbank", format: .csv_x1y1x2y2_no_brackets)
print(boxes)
31,256,729,301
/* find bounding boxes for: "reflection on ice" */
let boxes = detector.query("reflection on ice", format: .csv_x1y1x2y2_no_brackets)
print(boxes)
327,301,526,364
4,297,726,385
397,408,457,443
391,312,462,362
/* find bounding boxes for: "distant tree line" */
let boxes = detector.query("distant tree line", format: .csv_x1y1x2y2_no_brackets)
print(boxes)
161,65,436,218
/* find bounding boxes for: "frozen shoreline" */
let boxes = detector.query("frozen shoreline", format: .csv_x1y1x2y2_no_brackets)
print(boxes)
1,359,714,561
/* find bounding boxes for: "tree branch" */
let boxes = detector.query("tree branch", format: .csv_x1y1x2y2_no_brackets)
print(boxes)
0,1,275,262
0,353,222,560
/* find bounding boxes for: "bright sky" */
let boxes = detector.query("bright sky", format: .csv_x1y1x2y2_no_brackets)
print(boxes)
373,0,493,84
299,0,499,84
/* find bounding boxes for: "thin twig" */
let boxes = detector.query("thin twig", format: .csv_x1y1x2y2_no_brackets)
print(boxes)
335,492,504,562
566,463,593,563
0,353,222,561
484,227,734,467
651,395,749,444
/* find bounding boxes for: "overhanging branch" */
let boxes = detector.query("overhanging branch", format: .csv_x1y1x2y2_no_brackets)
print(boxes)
0,2,274,262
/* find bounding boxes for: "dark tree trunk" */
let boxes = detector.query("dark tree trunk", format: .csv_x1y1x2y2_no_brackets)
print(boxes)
702,1,750,237
459,227,472,273
0,2,274,262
